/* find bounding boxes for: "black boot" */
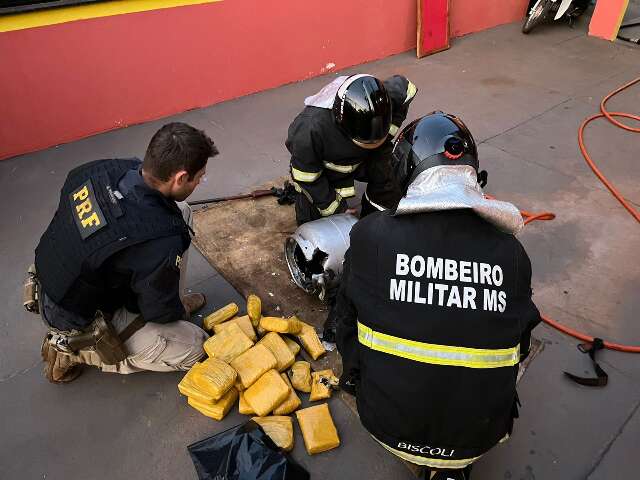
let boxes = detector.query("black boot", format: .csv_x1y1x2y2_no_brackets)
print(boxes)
426,465,472,480
322,299,338,344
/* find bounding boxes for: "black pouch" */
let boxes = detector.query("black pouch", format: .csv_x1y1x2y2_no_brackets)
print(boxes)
188,421,309,480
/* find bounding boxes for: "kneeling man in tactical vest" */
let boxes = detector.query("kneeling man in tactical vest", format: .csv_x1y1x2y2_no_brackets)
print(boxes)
335,112,542,479
33,122,218,383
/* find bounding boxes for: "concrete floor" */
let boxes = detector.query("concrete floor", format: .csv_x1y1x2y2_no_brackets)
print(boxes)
1,14,639,480
620,2,640,47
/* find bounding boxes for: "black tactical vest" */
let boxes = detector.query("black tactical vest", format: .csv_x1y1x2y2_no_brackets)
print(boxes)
344,209,539,462
35,158,190,317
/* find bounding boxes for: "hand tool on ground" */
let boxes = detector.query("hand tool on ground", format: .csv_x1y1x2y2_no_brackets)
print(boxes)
188,182,296,206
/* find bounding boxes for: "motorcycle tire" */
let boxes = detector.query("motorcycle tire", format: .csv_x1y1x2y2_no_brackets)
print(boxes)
522,0,552,34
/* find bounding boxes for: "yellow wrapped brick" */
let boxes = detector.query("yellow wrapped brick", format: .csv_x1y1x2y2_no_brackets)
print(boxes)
178,364,218,405
203,302,239,332
239,390,255,415
258,332,296,372
296,321,326,360
188,388,238,421
273,373,301,415
252,416,294,452
259,316,303,335
289,361,312,393
310,369,339,401
204,323,253,363
286,316,304,334
230,344,278,389
247,294,262,328
244,369,290,417
191,358,237,401
296,403,341,455
213,315,257,342
283,336,301,356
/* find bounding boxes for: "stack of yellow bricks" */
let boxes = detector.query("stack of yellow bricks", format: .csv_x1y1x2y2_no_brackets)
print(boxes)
178,294,341,455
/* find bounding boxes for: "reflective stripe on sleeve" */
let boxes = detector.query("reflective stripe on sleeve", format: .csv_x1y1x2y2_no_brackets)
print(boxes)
357,322,520,369
318,194,342,216
291,167,322,182
405,81,417,103
323,161,362,173
335,186,356,198
292,180,342,213
389,124,399,137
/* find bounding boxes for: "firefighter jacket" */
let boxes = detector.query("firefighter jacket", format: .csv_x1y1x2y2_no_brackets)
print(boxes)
35,159,190,330
335,208,541,469
286,76,417,217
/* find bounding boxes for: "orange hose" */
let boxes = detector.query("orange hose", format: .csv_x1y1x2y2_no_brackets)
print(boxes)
534,77,640,352
483,195,556,225
578,112,640,223
521,211,556,225
541,315,640,354
600,77,640,133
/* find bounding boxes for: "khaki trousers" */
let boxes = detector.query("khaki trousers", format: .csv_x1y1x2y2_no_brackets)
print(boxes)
85,201,208,374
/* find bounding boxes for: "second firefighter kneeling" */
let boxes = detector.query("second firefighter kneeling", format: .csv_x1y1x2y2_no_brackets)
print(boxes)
335,112,541,480
286,74,418,224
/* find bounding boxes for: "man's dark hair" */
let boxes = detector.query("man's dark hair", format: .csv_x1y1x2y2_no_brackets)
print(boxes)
143,122,218,181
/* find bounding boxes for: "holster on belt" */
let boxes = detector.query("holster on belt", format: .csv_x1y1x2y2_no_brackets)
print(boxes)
65,313,129,365
32,254,147,366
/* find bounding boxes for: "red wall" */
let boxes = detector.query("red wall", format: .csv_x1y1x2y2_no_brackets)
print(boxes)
450,0,528,38
0,0,527,160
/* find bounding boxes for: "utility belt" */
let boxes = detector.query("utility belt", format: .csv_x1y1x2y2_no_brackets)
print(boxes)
24,264,144,365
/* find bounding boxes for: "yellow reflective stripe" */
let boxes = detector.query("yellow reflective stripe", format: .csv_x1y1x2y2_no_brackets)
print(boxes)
373,438,481,468
291,167,322,183
291,181,314,203
0,0,223,33
389,124,399,137
335,186,356,198
292,181,344,213
358,322,520,369
405,81,417,103
318,195,342,216
323,161,361,173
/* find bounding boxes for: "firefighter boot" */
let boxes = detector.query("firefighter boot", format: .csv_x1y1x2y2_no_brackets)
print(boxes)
322,295,340,344
427,466,472,480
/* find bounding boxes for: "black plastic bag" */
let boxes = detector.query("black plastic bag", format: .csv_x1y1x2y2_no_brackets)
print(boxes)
188,420,309,480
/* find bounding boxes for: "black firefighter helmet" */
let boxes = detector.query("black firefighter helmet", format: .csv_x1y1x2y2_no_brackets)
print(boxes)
332,74,392,149
391,111,484,194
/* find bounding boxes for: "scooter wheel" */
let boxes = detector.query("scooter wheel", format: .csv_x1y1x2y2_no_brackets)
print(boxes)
522,0,551,34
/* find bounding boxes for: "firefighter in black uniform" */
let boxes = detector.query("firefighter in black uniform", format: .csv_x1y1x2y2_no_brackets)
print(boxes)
33,123,218,383
335,112,541,479
286,73,417,225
